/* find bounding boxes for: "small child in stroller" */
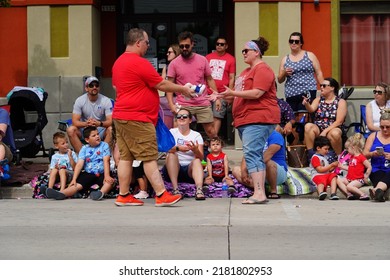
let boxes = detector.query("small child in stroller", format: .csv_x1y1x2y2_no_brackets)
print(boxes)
48,132,78,191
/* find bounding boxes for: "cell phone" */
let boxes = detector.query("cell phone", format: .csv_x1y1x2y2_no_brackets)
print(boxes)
304,91,311,99
376,146,384,155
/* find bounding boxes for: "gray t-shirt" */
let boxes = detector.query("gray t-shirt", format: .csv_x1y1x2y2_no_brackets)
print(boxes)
73,93,113,122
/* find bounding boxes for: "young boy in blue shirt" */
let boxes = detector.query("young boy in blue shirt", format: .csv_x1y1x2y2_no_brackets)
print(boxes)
45,126,115,200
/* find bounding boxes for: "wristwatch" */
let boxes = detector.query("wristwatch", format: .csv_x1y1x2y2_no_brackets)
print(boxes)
100,121,103,127
176,146,179,152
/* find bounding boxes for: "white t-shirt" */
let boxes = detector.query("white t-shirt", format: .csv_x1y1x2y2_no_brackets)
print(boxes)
169,128,204,166
367,100,390,132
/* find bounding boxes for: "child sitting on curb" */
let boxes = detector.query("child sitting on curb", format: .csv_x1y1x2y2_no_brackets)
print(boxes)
204,137,235,194
337,133,371,200
44,126,115,200
310,136,339,200
47,132,78,191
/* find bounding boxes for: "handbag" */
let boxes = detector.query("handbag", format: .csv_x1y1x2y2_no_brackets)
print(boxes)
286,145,308,168
156,115,175,152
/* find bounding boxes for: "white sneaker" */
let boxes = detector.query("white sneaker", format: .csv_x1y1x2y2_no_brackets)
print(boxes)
134,190,149,199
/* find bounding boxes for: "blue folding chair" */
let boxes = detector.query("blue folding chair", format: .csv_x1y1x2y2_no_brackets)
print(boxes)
343,104,370,140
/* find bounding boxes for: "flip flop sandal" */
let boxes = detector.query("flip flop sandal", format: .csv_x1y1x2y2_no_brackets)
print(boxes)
267,192,281,199
195,188,205,200
172,189,180,195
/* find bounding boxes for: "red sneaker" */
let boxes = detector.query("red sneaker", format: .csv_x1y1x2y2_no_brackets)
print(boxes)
115,194,144,206
155,191,182,207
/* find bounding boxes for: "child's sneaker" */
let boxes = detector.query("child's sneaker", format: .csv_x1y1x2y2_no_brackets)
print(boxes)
134,190,149,199
90,190,104,201
318,192,327,201
155,191,181,207
46,188,66,200
115,193,144,206
329,193,339,200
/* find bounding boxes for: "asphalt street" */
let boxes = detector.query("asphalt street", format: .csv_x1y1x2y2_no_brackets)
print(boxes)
0,197,389,260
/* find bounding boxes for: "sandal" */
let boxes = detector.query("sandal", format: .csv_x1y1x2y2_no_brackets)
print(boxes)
267,192,281,199
359,194,370,201
172,189,180,195
195,188,205,200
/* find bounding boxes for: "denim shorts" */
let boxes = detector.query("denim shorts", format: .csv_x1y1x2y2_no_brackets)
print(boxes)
265,163,288,185
237,124,275,174
212,100,227,119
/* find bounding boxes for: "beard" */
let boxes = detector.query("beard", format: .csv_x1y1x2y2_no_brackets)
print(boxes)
181,50,192,59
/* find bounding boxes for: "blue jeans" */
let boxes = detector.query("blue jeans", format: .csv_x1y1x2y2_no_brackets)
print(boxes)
238,124,275,174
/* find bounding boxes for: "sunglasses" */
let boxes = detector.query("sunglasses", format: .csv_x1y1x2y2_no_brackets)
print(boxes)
176,114,189,120
88,83,100,88
241,49,256,55
179,44,191,49
216,42,226,46
289,39,300,44
167,51,174,55
373,90,384,95
320,84,330,88
380,125,390,130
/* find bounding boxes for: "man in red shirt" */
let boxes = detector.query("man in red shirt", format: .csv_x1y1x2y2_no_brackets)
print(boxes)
206,37,236,136
112,28,193,207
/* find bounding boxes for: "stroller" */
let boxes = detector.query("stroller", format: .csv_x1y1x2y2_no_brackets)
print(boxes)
8,87,48,159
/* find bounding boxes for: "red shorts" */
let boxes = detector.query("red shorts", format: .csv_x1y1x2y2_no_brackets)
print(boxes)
313,173,337,188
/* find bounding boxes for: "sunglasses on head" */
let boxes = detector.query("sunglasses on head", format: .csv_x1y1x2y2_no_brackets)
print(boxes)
373,90,384,95
88,83,100,88
216,42,226,46
320,84,330,88
241,49,256,55
176,114,189,120
179,44,191,49
289,39,300,44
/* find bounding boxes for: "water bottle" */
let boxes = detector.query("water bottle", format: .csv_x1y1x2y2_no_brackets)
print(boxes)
221,180,228,198
184,83,206,97
299,114,306,124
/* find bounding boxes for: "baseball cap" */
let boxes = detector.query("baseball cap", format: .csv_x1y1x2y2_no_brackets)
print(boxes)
85,76,99,87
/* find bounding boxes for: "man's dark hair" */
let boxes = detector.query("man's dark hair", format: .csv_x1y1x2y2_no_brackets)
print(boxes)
83,126,98,139
178,31,193,43
314,136,331,150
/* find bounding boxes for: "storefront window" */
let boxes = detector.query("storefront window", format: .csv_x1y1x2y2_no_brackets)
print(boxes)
340,1,390,86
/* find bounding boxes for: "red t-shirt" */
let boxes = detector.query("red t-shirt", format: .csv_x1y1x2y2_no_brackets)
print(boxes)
112,53,162,125
207,151,226,178
232,62,280,127
205,52,236,93
346,154,367,181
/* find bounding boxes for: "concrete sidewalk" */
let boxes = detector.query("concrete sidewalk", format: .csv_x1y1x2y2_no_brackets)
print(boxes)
0,147,383,200
0,197,389,260
0,147,244,199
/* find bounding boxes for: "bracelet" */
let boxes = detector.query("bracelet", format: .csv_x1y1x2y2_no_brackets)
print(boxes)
176,146,179,152
100,121,103,127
